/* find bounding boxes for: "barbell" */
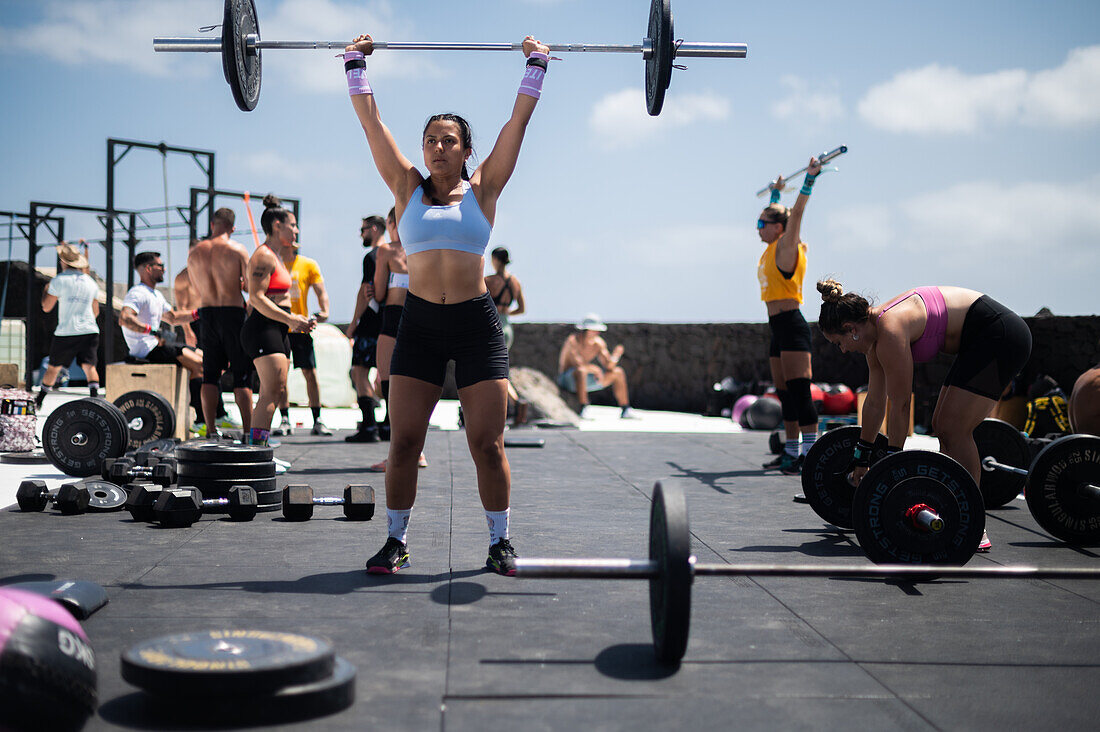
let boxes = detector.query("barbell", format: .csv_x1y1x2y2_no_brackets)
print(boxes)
152,0,747,115
515,480,1100,665
755,145,848,198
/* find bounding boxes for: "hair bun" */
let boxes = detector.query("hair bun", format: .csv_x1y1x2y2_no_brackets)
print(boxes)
816,278,844,304
262,193,282,209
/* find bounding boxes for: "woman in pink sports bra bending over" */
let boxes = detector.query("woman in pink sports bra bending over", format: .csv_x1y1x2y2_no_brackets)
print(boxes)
816,278,1032,551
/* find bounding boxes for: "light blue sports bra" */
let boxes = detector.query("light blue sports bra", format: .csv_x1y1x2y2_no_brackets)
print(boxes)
399,180,492,257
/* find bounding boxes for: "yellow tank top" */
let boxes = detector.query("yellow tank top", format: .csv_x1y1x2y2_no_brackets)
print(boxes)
757,239,806,303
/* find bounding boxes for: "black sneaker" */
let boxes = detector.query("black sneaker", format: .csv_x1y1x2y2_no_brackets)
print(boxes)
780,453,804,476
345,426,379,443
366,537,410,574
762,453,784,470
34,390,47,410
486,538,518,576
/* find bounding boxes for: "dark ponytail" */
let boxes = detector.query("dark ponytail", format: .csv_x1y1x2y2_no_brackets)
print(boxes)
260,193,290,236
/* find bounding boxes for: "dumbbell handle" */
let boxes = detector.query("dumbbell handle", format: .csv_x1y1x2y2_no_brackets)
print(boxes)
981,457,1029,476
312,496,346,506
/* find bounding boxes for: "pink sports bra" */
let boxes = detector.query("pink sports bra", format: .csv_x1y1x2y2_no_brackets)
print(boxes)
877,286,947,363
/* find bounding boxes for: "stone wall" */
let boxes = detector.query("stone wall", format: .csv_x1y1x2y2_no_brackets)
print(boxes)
510,316,1100,429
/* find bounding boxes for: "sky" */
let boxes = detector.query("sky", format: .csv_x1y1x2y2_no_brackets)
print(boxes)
1,0,1099,325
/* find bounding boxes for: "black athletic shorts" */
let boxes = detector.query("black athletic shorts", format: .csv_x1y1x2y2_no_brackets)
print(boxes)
943,295,1032,400
768,308,813,358
198,307,251,388
240,308,290,361
146,343,195,364
390,291,509,389
351,333,377,369
380,304,403,338
288,332,316,370
49,333,98,367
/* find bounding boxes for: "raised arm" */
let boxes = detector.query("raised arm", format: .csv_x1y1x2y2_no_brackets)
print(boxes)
775,157,822,272
345,37,419,201
474,37,550,208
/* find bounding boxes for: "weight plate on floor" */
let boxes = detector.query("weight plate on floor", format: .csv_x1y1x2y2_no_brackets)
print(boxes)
649,480,691,665
974,418,1029,508
852,450,984,565
644,0,673,116
1,450,50,464
178,476,277,496
801,426,888,530
132,438,180,465
42,398,128,477
224,0,261,111
503,438,545,448
114,390,176,451
82,480,128,512
120,629,335,697
1025,435,1100,545
177,460,276,480
176,442,273,463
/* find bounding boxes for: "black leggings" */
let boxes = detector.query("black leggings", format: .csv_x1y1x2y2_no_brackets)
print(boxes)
390,292,509,389
943,295,1032,400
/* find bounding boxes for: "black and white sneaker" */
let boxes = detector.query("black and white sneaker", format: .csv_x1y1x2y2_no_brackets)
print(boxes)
486,538,518,576
366,537,410,574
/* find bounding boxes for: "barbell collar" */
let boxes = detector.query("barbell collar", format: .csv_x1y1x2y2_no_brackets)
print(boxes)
515,558,1100,581
152,36,747,58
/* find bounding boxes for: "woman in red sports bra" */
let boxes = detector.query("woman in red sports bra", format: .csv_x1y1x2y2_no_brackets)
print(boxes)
816,278,1032,551
240,195,315,445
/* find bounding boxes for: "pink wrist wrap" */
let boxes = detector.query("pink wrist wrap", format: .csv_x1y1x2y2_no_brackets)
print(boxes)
518,52,548,99
344,51,372,96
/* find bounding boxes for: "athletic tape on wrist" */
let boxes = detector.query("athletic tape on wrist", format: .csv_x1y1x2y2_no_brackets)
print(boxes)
344,51,372,96
518,52,548,99
770,188,781,204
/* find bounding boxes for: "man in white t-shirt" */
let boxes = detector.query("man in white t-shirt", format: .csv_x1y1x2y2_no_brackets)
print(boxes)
119,252,203,379
37,242,101,408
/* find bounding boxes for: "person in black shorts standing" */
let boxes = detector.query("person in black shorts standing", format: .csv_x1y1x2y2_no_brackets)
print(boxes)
344,215,385,442
37,242,101,408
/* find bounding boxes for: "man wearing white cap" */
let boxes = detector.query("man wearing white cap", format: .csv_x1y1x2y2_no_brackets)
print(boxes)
557,313,637,419
37,242,101,408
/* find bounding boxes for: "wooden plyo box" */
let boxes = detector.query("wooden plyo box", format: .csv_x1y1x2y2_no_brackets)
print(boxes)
105,363,190,440
856,391,915,437
0,363,22,389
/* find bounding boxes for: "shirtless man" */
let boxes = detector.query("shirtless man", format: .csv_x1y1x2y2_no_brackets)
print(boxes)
557,313,636,419
186,207,253,438
174,248,231,432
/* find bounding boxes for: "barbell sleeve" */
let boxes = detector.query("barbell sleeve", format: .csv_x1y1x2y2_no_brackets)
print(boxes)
515,558,658,579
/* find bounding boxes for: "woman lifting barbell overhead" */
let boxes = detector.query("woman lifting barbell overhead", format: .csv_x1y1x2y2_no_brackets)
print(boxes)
757,158,824,475
343,33,550,576
816,279,1033,551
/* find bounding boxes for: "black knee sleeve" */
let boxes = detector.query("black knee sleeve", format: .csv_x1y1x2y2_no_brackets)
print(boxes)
777,389,797,423
786,378,817,427
189,378,203,423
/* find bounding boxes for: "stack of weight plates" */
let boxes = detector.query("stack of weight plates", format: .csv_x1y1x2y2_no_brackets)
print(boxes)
174,442,278,513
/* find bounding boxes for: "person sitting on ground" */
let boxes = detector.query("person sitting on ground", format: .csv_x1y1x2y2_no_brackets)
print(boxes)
816,278,1033,552
119,251,204,381
37,242,101,408
557,314,637,419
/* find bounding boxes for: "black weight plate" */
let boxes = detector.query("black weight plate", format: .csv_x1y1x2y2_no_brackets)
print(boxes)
503,438,545,448
852,450,985,565
203,487,280,514
177,460,276,480
644,0,673,116
43,398,129,477
120,629,335,697
1025,435,1100,545
115,390,176,451
649,480,691,665
224,0,261,111
177,441,274,463
82,480,128,512
178,476,277,495
1,450,50,464
801,426,888,530
974,418,1029,508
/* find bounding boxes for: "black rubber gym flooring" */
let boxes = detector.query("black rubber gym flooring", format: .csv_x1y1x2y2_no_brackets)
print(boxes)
3,428,1099,730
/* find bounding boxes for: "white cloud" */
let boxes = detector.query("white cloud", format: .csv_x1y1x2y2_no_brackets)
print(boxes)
589,88,730,150
229,150,344,182
0,0,439,89
771,75,844,124
858,45,1100,134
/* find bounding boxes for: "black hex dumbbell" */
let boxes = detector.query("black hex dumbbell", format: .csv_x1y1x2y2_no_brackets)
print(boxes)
15,479,90,515
152,486,259,528
125,484,165,522
281,484,375,522
106,456,176,487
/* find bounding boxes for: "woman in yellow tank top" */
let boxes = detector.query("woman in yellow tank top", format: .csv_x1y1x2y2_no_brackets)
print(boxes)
758,157,822,475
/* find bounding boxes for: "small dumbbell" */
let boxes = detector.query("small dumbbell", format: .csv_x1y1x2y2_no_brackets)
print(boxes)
125,484,165,522
152,486,259,527
15,479,90,515
107,457,176,487
281,484,375,522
